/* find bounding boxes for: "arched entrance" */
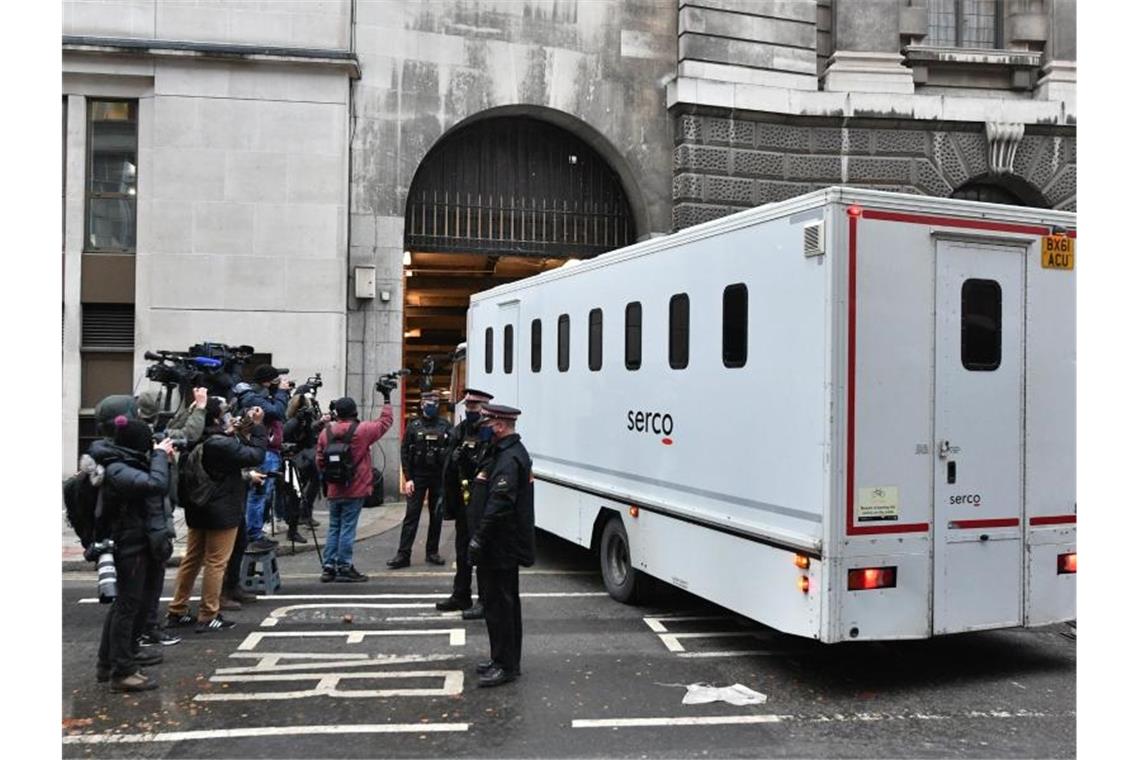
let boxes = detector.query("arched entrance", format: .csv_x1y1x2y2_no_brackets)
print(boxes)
951,174,1049,208
402,115,637,402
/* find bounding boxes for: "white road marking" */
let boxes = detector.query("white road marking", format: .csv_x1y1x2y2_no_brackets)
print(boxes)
194,669,464,701
62,723,469,744
573,715,782,728
237,629,466,651
260,603,439,627
643,615,731,633
658,631,767,653
676,650,784,658
77,591,608,604
216,653,462,674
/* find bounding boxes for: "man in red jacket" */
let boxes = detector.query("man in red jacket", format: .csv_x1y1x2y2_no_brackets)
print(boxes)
316,393,394,582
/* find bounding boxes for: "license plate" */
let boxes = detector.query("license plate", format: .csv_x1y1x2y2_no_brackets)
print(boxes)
1041,235,1075,270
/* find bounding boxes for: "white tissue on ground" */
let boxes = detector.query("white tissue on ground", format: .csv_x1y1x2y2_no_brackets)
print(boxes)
681,683,768,706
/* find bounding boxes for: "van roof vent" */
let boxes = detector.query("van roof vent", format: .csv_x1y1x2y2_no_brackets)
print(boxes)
803,221,824,257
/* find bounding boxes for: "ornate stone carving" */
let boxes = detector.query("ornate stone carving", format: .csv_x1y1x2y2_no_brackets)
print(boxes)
985,122,1025,175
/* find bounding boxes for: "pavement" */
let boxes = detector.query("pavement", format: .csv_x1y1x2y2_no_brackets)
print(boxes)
62,499,408,572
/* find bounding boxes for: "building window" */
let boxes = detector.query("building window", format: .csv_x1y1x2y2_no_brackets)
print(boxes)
961,279,1002,371
625,302,642,370
722,284,748,368
485,327,494,374
530,319,542,372
503,324,514,374
557,314,570,372
86,100,138,252
588,308,603,371
669,293,689,370
928,0,1002,49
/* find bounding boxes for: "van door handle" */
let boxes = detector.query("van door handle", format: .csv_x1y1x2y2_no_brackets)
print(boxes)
938,440,952,459
947,461,956,484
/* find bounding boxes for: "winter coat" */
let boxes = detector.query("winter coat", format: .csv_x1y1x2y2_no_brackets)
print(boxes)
316,405,394,500
186,423,268,530
471,433,536,568
88,440,171,559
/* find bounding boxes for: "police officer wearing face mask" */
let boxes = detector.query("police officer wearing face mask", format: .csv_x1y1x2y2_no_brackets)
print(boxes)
435,388,494,615
467,403,535,688
389,391,454,569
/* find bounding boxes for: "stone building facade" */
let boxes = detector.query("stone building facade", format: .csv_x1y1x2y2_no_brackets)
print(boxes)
61,0,1076,492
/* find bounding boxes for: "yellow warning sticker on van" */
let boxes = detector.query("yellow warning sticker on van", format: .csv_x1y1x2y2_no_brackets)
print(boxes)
1041,235,1075,270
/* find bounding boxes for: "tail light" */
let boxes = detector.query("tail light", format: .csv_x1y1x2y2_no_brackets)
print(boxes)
794,554,810,569
847,566,897,591
797,576,810,593
1057,553,1076,574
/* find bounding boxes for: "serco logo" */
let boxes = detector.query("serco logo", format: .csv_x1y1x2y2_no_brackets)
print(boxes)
627,410,675,445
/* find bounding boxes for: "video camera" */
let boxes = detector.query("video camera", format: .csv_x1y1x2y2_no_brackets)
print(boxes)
144,342,258,402
375,368,410,394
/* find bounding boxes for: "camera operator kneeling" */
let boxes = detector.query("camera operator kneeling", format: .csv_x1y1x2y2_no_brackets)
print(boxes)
91,417,176,693
166,400,267,634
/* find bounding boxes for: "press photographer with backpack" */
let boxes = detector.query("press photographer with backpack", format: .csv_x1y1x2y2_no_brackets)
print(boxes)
89,416,176,692
166,399,267,633
315,385,394,583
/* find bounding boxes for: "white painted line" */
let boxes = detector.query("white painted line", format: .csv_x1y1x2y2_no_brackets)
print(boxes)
217,653,462,674
676,650,783,658
657,631,766,653
237,629,465,651
195,669,464,701
572,715,782,728
62,723,469,744
78,591,608,604
261,603,439,627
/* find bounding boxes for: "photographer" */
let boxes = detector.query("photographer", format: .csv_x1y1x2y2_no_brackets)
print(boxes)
166,400,267,632
237,365,291,552
283,378,327,542
315,382,395,583
132,386,209,648
91,416,175,692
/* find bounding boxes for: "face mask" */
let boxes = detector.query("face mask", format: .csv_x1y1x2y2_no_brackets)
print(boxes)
465,410,481,425
423,404,438,418
477,425,494,442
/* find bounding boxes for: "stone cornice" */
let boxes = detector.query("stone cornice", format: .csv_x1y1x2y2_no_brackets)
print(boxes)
62,35,360,78
666,76,1074,127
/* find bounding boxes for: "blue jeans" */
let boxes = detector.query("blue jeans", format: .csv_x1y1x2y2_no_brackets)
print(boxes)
324,498,365,570
245,450,281,541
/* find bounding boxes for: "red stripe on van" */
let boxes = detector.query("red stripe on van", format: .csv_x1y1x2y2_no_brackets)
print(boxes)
1030,515,1077,526
950,518,1020,529
860,209,1056,237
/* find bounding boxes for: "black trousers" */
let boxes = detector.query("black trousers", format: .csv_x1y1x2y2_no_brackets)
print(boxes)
451,514,485,603
296,453,320,522
223,514,248,593
481,564,522,674
97,551,161,677
397,472,443,557
142,553,166,632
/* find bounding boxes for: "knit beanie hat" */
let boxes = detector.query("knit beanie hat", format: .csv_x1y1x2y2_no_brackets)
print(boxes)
113,416,153,454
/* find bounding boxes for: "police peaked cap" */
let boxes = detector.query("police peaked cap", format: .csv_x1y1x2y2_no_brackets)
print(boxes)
460,388,494,403
481,403,521,421
421,390,441,403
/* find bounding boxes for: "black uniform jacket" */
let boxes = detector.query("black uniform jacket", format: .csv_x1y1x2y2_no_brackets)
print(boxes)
471,433,536,568
440,418,488,520
188,423,268,531
401,416,453,478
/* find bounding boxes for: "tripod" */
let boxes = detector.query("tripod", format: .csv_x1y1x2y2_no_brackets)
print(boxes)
276,447,323,565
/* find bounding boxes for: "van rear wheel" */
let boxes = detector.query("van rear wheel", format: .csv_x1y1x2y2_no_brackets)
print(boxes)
600,516,642,604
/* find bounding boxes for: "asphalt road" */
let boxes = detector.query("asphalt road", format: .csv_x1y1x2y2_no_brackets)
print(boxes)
62,515,1076,759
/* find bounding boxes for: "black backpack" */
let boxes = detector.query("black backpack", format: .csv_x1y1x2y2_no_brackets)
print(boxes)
321,421,360,485
62,469,101,550
178,440,221,511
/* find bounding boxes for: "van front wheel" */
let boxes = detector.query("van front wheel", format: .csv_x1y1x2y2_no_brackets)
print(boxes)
600,516,642,604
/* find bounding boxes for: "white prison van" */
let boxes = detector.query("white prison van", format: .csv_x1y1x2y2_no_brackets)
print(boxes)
465,187,1075,643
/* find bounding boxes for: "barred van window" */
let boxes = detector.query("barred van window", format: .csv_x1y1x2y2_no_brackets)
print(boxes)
961,279,1001,371
625,301,642,370
722,284,748,368
558,314,570,372
588,308,603,371
531,319,542,372
485,327,494,374
669,293,689,370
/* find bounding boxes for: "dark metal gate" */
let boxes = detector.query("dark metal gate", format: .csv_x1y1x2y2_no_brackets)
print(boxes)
405,117,636,257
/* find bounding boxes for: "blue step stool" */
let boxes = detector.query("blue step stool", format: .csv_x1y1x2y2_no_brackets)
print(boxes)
239,546,282,595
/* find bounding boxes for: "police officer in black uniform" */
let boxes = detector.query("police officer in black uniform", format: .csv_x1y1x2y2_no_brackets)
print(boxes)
389,391,453,569
467,403,535,687
435,388,495,614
